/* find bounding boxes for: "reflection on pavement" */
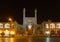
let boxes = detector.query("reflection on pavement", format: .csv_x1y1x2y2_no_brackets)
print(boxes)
4,38,10,42
0,37,59,42
28,37,32,42
46,38,50,42
0,38,15,42
10,38,15,42
0,38,2,42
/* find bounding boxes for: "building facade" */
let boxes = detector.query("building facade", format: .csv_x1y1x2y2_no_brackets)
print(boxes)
0,22,16,37
42,20,60,36
23,8,37,35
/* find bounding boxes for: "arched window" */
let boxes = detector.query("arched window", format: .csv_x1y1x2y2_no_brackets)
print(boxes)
56,23,60,28
45,24,49,28
4,23,10,28
0,23,3,28
50,23,55,28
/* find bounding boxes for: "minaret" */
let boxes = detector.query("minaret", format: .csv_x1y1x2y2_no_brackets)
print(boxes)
33,8,37,34
23,8,25,20
23,8,26,27
34,8,37,24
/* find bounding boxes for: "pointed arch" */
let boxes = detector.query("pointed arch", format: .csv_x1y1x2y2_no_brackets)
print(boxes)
56,23,60,28
4,23,10,28
50,23,55,28
45,24,49,28
0,23,3,28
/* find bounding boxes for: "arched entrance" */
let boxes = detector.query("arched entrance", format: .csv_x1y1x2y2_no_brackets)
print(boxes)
4,30,9,37
50,30,56,37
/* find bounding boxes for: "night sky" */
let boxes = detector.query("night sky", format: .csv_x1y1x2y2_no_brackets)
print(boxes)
0,0,60,24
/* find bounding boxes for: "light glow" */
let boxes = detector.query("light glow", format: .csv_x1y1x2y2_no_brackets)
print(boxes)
4,30,9,36
8,18,12,22
0,31,2,33
45,31,50,34
10,31,15,35
28,25,32,30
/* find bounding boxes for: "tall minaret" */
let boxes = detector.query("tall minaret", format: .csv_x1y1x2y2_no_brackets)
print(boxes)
23,8,25,19
23,8,26,27
34,8,37,24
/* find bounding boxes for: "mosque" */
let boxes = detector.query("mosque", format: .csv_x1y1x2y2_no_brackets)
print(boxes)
17,8,60,36
0,8,60,36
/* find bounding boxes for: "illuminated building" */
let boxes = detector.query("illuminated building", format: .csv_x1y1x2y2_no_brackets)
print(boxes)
0,22,16,37
42,20,60,36
23,8,37,35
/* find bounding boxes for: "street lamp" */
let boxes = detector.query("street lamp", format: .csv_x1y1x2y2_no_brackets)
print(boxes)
8,18,13,22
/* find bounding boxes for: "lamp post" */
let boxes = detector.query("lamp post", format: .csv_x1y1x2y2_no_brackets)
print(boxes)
8,18,13,22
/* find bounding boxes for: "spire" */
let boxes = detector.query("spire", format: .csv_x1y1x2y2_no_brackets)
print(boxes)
23,8,26,26
23,8,26,27
23,8,25,18
35,8,37,18
34,8,37,24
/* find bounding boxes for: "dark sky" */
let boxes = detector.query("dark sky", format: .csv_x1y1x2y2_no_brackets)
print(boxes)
0,0,60,24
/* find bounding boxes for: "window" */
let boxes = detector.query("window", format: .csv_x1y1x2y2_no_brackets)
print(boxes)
4,23,10,28
45,24,49,28
56,23,60,28
50,23,55,28
0,23,3,28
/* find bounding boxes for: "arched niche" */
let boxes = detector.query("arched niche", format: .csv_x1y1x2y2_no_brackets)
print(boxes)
4,23,10,28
